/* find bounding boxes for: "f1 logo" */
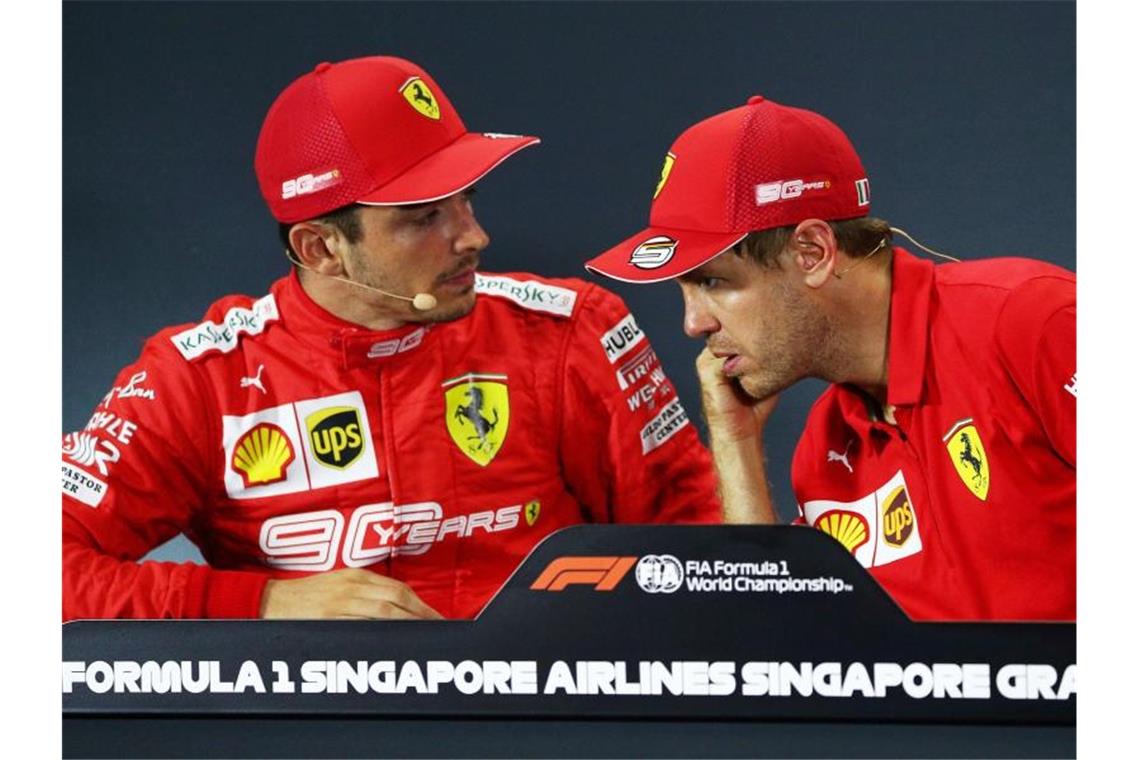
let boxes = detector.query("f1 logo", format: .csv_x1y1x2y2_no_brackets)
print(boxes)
530,556,637,591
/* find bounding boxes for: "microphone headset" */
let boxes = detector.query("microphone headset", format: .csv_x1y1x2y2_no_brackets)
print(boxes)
283,247,439,311
830,226,961,280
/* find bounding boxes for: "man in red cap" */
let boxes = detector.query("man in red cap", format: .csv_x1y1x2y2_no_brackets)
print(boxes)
587,96,1075,622
62,56,718,621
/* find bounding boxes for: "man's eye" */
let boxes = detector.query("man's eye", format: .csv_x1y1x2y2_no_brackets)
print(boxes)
700,277,724,290
415,209,441,227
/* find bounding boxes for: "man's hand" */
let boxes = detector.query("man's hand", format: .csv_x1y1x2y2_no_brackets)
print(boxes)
259,568,445,620
696,348,779,442
695,347,780,524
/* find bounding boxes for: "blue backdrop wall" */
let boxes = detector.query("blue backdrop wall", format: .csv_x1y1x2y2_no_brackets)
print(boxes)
63,1,1075,562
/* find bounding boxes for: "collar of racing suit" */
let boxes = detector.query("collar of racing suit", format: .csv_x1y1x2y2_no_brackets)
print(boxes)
833,246,934,433
882,247,934,408
275,269,434,370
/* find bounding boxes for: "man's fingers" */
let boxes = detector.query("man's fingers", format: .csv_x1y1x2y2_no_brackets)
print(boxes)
332,594,425,620
260,569,448,620
347,573,444,619
392,586,445,620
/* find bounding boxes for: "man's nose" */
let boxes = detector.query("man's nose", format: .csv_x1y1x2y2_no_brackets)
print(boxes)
680,286,719,338
454,200,490,254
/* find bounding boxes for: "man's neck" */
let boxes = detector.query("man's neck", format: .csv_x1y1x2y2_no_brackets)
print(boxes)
297,268,408,332
827,262,893,405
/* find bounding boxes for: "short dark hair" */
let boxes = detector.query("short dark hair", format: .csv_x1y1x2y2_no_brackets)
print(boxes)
738,216,893,268
278,203,366,262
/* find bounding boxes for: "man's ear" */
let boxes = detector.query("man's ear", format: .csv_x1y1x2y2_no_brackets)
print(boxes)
789,219,838,289
288,222,348,276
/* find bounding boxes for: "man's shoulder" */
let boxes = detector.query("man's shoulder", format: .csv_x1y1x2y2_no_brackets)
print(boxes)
931,256,1075,345
934,256,1074,294
149,287,281,364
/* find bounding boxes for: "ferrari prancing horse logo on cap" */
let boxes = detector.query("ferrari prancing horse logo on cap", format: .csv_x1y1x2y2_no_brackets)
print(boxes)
400,77,441,120
943,418,990,501
654,152,676,199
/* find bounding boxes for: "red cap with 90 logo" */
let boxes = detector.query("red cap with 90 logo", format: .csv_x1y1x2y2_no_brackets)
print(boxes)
255,56,540,223
585,95,870,283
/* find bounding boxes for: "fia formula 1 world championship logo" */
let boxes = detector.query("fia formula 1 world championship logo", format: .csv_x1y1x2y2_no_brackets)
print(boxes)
634,555,684,593
529,554,685,593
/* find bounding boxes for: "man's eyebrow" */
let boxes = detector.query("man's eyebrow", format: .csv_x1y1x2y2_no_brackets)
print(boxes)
393,201,435,212
393,187,476,213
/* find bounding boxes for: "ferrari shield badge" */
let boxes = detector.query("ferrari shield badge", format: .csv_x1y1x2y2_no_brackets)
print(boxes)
654,152,676,199
942,418,990,501
524,499,541,527
443,373,509,466
400,76,441,120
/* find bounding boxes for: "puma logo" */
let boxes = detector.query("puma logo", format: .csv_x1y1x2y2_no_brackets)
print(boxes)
240,364,267,394
827,440,855,474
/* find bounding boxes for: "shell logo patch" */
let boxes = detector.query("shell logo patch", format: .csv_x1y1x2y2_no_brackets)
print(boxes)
801,470,923,569
524,499,541,527
400,76,441,120
221,391,379,500
654,152,676,199
629,235,678,270
443,373,510,467
943,418,990,501
881,485,915,547
815,509,870,555
231,423,295,488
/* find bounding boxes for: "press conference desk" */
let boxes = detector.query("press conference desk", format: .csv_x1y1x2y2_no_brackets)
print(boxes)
63,526,1075,758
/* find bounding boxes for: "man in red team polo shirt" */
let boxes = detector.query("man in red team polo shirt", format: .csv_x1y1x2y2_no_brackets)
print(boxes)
61,57,718,621
587,96,1075,621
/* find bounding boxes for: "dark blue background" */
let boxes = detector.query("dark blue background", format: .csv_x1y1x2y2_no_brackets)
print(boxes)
63,1,1075,562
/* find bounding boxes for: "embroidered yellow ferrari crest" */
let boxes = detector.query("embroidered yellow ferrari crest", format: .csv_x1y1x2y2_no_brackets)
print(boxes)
443,373,509,466
943,418,990,501
654,152,676,199
400,76,441,120
524,500,541,526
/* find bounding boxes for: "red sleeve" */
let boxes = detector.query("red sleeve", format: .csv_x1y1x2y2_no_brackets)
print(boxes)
994,275,1076,466
62,338,268,620
557,285,720,524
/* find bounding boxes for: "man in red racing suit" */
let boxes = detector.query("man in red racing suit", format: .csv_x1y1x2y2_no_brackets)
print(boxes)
62,56,718,621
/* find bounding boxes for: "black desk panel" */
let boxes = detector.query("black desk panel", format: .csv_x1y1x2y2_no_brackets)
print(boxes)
64,526,1075,757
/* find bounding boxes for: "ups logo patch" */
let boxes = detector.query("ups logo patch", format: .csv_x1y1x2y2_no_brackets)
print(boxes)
881,485,915,547
306,406,364,470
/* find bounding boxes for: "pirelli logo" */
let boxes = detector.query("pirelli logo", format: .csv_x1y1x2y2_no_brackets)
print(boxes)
616,344,658,390
530,556,637,591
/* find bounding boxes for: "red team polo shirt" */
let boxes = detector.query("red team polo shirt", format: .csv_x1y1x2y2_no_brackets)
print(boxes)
792,248,1075,621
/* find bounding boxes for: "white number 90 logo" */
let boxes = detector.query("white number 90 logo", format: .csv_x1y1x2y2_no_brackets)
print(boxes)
258,502,442,571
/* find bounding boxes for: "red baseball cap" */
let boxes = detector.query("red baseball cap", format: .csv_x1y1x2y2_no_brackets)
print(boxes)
255,56,540,223
585,95,871,283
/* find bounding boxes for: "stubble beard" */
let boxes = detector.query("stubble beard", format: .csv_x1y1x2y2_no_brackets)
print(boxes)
736,281,835,401
345,249,476,325
419,290,477,324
